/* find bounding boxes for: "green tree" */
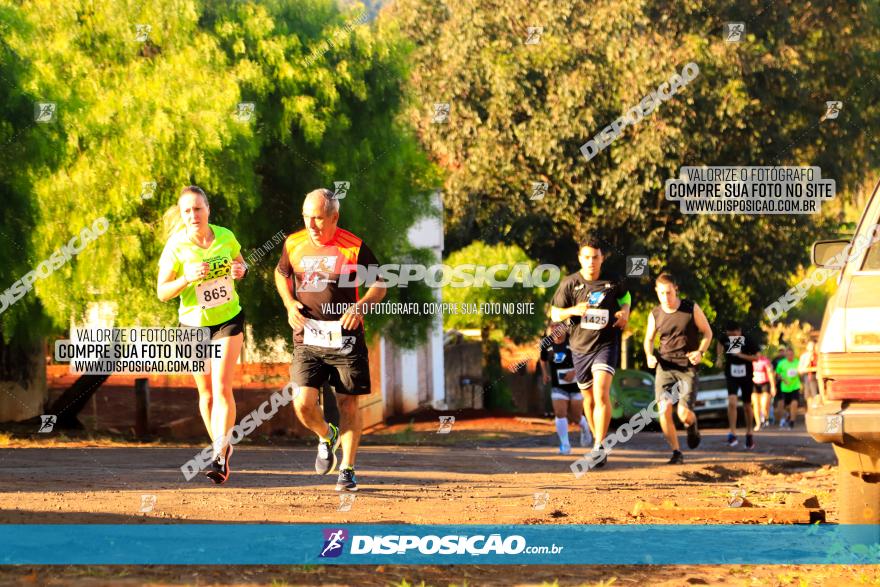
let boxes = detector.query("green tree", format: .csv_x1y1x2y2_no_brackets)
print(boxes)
390,0,880,334
443,241,551,408
0,0,439,420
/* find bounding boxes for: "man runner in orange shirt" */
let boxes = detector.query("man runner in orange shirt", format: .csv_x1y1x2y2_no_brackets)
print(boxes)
275,188,386,492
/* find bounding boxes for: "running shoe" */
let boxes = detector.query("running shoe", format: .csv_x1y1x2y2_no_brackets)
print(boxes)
745,434,755,450
559,444,572,456
727,433,739,447
753,422,761,432
335,467,358,492
668,450,684,464
788,420,795,430
686,421,701,449
315,423,340,475
779,418,789,429
579,426,592,448
206,444,233,485
591,447,608,468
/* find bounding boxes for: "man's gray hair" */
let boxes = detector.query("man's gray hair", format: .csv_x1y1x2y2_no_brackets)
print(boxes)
306,188,340,216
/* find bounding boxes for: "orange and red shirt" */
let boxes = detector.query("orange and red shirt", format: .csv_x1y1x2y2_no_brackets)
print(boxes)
276,227,380,343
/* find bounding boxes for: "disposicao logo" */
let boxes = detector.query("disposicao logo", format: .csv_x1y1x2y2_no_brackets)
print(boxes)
319,528,348,558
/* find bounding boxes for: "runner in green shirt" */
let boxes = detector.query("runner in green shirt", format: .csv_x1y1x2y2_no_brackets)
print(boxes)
157,185,249,484
774,347,801,430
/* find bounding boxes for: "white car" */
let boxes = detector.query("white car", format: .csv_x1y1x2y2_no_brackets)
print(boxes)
693,373,743,422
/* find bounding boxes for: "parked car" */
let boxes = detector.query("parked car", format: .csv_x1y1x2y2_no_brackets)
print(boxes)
808,180,880,524
610,369,655,420
692,373,744,423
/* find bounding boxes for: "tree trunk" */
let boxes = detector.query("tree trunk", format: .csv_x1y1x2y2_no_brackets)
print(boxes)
0,335,47,423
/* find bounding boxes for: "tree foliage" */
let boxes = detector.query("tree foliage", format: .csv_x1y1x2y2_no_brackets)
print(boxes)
0,0,439,355
390,0,880,333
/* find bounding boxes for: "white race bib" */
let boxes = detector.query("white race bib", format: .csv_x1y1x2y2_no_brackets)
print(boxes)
303,319,343,349
580,308,609,330
787,368,798,378
196,276,232,310
731,364,747,378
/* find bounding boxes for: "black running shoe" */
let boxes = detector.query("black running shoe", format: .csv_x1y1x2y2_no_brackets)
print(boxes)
206,444,233,485
745,434,755,450
686,421,701,449
668,450,684,464
315,423,340,475
591,448,608,469
335,467,358,492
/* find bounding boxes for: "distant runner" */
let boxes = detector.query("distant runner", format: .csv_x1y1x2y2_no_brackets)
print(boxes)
716,322,761,449
550,234,630,468
540,322,593,455
751,350,777,431
775,347,802,429
643,273,713,464
275,188,386,492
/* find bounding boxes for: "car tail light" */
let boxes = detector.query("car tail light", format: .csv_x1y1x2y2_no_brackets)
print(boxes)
825,378,880,401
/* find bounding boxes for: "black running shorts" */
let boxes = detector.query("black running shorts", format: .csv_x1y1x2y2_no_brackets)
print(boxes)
290,341,371,396
180,310,245,340
727,377,754,404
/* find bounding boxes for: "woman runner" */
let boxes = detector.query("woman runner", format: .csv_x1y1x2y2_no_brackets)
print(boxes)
157,185,248,484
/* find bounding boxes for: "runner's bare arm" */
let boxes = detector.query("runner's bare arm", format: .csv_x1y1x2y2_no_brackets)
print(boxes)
230,253,247,279
274,267,305,329
643,312,658,369
340,282,387,330
157,261,205,302
688,303,713,364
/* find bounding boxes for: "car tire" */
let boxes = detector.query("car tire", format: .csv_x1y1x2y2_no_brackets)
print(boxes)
838,466,880,525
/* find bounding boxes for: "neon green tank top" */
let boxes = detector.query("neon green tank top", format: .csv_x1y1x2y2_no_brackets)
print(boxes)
159,224,242,326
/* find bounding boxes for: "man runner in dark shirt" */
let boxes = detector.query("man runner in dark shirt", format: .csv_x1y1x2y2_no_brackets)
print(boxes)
643,273,713,464
551,234,630,468
275,188,386,492
716,321,761,449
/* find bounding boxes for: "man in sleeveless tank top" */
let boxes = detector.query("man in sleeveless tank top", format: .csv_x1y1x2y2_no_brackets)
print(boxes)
643,273,713,464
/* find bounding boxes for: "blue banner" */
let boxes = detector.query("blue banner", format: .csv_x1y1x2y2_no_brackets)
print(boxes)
1,524,878,565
